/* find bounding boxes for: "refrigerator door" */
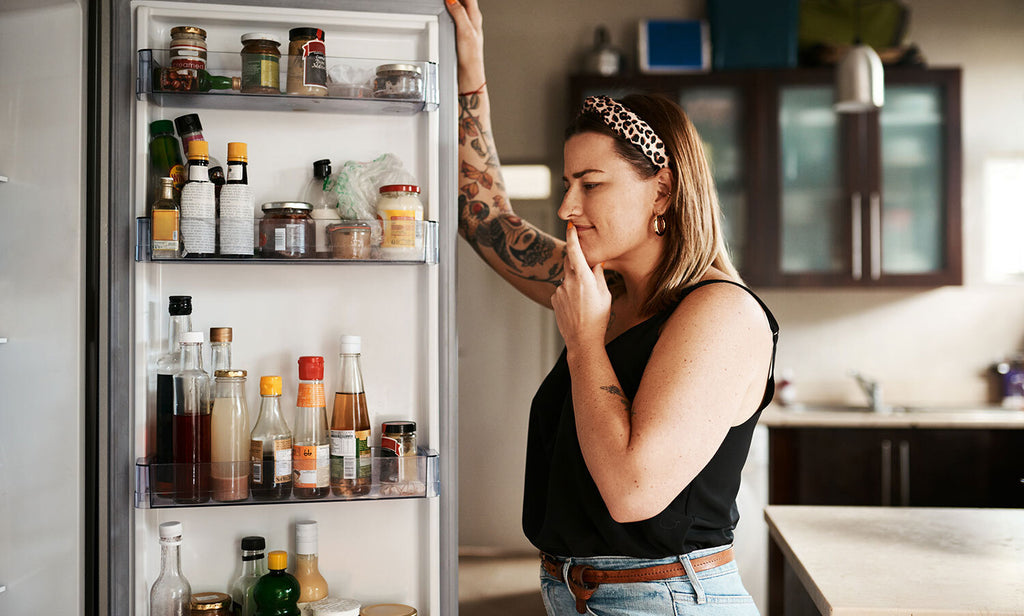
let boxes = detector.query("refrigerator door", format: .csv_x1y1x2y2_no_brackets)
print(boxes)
101,1,457,614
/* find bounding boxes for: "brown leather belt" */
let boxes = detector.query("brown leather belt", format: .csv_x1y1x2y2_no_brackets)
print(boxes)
541,548,734,614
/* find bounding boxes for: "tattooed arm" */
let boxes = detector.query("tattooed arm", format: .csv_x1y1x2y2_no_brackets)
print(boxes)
447,0,566,309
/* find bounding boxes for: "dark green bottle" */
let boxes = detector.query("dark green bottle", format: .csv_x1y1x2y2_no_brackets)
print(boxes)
253,551,300,616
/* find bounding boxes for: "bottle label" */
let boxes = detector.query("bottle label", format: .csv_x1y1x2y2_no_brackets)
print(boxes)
301,40,327,88
242,54,280,89
381,435,400,457
330,429,355,458
151,209,179,250
169,164,187,190
274,439,292,482
355,429,370,480
293,443,330,488
379,209,420,248
187,164,212,183
218,218,254,256
180,180,216,254
219,184,253,217
296,383,325,408
250,440,263,483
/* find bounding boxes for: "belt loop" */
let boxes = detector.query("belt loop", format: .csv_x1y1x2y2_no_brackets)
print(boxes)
680,554,707,605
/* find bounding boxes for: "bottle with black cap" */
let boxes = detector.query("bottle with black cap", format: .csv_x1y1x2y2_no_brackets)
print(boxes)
174,113,226,190
304,158,340,257
153,295,193,496
230,536,267,616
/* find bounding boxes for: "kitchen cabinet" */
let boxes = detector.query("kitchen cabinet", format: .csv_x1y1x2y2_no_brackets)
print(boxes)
569,67,962,287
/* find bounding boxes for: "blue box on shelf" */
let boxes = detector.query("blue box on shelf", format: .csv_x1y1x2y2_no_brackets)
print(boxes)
707,0,799,70
638,19,710,73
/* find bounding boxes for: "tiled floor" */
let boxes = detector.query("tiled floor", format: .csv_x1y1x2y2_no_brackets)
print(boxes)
458,553,546,616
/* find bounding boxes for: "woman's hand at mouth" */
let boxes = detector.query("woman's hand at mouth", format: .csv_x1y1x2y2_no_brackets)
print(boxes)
551,222,612,351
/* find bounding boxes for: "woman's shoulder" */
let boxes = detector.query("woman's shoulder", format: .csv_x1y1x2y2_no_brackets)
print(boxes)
667,272,772,336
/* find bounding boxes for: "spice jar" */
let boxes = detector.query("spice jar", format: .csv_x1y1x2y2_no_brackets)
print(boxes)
373,64,423,100
327,222,372,259
170,26,207,71
287,27,327,96
190,592,232,615
259,202,314,258
375,184,424,259
240,32,281,94
380,421,417,486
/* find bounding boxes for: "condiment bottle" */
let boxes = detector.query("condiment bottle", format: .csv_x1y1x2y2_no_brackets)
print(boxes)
172,331,211,504
253,551,300,616
154,295,192,497
180,140,216,257
375,184,424,259
330,335,371,496
240,33,282,94
156,67,240,92
219,142,255,257
174,114,225,190
230,536,268,616
148,119,185,203
211,369,250,502
294,521,328,605
150,521,192,616
304,159,340,257
209,326,232,371
151,177,181,260
250,376,293,501
286,27,327,96
190,592,233,616
293,356,330,499
170,26,207,71
381,421,417,486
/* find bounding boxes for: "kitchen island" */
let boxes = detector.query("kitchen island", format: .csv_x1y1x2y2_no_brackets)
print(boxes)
764,505,1024,615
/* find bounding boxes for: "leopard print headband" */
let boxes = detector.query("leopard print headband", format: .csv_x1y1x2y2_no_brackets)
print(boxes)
581,95,669,169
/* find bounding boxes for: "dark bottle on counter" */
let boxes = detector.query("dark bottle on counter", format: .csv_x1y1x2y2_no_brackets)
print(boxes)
253,551,300,616
230,536,267,616
172,330,211,504
292,356,329,500
153,295,192,497
330,335,371,496
151,177,181,260
250,375,293,501
155,66,241,92
149,119,186,204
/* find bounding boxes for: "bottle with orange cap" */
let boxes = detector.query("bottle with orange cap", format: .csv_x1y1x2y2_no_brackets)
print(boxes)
179,139,216,257
218,141,255,257
250,375,293,501
252,550,300,616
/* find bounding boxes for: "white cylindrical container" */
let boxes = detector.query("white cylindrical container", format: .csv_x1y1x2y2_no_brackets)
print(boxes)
375,184,424,259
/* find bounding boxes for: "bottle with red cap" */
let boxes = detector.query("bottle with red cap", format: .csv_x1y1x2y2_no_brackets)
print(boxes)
292,356,330,499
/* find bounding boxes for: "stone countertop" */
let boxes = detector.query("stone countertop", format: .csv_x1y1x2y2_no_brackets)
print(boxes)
760,403,1024,429
764,505,1024,616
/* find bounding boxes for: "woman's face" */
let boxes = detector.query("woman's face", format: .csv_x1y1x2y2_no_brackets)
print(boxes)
559,131,665,269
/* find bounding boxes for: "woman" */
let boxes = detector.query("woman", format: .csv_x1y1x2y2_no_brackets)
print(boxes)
446,1,778,614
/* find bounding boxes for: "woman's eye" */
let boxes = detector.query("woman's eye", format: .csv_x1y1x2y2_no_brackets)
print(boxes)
583,183,599,190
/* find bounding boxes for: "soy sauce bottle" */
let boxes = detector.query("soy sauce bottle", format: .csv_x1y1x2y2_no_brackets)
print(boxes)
249,376,293,501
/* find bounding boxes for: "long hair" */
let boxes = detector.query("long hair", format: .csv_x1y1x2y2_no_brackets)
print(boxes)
565,93,740,315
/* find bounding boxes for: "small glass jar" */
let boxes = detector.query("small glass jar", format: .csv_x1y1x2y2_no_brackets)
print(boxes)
240,33,281,94
373,64,423,100
259,202,314,258
287,27,327,96
375,185,424,258
327,222,372,259
190,592,232,616
380,421,417,486
170,26,207,71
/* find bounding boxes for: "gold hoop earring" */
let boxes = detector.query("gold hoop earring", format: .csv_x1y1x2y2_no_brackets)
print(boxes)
653,214,667,237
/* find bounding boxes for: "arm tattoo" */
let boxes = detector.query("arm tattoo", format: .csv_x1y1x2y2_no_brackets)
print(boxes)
600,385,633,415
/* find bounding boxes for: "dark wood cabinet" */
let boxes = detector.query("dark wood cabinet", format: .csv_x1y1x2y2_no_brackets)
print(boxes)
570,67,962,288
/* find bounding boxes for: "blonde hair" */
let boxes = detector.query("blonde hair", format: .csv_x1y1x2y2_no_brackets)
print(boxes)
566,93,740,315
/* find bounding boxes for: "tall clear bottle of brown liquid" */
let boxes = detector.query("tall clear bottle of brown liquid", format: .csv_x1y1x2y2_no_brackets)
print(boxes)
330,335,371,496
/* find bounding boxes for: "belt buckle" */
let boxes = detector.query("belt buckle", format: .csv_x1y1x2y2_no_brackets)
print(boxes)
567,563,598,614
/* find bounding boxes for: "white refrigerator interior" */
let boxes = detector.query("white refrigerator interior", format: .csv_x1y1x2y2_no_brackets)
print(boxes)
127,2,453,614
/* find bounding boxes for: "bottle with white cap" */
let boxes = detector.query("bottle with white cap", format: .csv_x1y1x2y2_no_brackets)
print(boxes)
330,335,371,497
149,521,192,616
172,330,211,503
294,520,328,607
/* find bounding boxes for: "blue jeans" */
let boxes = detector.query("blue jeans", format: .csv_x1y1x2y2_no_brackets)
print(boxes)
539,545,758,616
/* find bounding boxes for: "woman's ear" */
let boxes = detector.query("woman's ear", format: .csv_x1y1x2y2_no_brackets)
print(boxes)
653,167,674,214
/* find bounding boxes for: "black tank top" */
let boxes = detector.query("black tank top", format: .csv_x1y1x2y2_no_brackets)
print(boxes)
522,280,779,558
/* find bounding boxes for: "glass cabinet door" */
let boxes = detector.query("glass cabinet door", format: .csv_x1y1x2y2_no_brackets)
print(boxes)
777,86,846,275
879,85,945,275
678,88,746,267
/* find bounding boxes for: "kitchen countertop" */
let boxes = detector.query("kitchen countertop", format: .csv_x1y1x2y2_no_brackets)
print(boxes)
760,403,1024,429
764,505,1024,616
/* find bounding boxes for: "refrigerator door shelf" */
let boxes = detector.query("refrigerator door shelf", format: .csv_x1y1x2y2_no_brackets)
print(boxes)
138,49,439,113
134,448,440,509
135,217,439,264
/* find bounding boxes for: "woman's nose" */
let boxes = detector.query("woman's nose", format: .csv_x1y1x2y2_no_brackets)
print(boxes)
557,188,578,221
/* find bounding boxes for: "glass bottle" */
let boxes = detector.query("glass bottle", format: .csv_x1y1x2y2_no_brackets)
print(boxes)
149,119,185,203
174,113,225,189
151,177,181,259
172,330,211,504
156,66,241,92
209,327,232,372
153,295,192,497
330,335,371,496
252,551,300,616
211,369,250,502
293,521,328,605
250,376,293,501
292,356,330,499
219,142,255,258
179,139,216,257
229,536,267,616
304,159,340,258
150,521,192,616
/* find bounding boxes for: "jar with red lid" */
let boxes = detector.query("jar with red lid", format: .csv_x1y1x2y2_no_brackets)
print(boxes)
375,184,424,258
259,202,314,258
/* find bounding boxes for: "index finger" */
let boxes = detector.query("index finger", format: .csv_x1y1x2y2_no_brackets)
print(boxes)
564,223,589,274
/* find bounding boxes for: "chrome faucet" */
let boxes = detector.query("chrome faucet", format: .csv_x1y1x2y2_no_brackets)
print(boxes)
851,372,887,413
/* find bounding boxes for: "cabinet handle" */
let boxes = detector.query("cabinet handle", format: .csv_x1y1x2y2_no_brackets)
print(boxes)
898,440,911,506
880,439,892,506
869,192,882,280
851,192,863,281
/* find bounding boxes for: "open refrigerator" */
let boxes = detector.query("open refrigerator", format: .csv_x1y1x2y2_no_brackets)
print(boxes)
102,1,458,614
